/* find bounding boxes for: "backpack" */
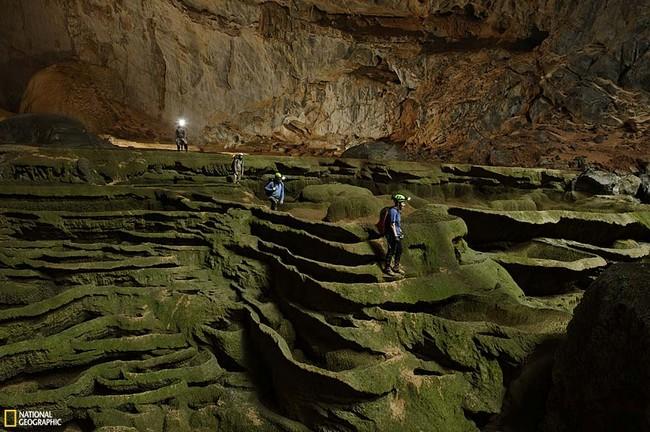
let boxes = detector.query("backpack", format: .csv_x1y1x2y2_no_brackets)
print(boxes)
375,206,391,235
264,181,275,197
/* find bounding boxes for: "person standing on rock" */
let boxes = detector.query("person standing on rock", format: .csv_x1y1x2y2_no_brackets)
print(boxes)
383,194,410,276
231,153,245,183
175,119,188,152
265,172,285,210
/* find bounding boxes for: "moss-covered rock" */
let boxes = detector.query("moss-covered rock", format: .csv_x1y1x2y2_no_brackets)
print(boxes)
545,264,650,432
0,147,647,431
299,183,373,203
325,194,383,222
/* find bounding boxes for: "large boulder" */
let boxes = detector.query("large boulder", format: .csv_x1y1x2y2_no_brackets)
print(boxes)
545,263,650,432
299,183,373,203
0,113,113,148
324,195,383,222
19,62,168,140
573,169,641,196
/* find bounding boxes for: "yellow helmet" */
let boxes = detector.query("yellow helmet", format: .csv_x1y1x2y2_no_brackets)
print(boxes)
392,193,410,203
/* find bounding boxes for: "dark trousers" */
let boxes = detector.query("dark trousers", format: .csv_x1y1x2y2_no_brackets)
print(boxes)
269,197,279,210
385,233,402,268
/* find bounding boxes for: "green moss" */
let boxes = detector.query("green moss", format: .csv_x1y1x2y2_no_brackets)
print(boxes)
1,146,645,431
300,183,373,203
325,195,383,222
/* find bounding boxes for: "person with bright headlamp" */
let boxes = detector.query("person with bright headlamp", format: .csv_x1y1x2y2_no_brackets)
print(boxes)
175,119,188,152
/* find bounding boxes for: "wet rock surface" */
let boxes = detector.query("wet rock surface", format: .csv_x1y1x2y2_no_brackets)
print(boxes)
0,146,647,431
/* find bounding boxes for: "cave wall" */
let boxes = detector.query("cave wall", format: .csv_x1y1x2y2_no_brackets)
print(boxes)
0,0,648,162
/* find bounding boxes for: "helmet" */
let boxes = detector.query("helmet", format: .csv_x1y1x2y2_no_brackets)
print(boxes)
274,172,285,180
392,193,410,203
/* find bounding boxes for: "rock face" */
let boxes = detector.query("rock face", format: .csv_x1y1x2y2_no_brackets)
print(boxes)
545,263,650,432
0,1,648,168
341,141,411,161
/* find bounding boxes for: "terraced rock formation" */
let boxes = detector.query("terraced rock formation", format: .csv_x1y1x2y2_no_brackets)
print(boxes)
0,146,648,431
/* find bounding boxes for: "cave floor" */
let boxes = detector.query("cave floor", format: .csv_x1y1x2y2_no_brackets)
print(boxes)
0,145,648,431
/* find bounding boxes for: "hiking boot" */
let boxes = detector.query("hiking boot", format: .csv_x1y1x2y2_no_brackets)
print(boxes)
383,266,395,276
392,266,406,275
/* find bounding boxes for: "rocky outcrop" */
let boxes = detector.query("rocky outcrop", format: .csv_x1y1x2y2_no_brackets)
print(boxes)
19,62,167,139
0,114,114,148
573,169,642,197
0,0,648,168
545,263,650,432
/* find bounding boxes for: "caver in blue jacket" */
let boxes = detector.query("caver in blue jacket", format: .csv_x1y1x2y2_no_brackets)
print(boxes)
265,173,285,210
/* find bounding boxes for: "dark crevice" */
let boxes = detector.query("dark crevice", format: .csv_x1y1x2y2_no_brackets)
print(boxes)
258,241,378,284
463,409,496,430
422,28,548,54
413,368,447,377
310,7,427,41
351,65,401,85
323,314,356,328
251,222,374,267
377,296,471,315
251,207,364,243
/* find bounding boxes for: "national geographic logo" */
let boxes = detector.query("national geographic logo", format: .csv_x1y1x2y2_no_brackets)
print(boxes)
2,409,63,428
3,410,17,428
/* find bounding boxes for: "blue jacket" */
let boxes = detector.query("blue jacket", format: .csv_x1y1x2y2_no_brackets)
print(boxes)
265,180,285,203
388,207,402,236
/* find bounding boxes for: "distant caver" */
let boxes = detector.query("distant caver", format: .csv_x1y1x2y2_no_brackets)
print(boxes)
175,121,188,152
231,153,245,183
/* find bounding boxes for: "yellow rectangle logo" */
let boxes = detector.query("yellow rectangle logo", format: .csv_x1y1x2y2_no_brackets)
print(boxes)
4,410,17,427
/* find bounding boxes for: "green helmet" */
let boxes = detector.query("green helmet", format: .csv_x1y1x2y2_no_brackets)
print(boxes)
274,172,283,179
392,193,410,203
